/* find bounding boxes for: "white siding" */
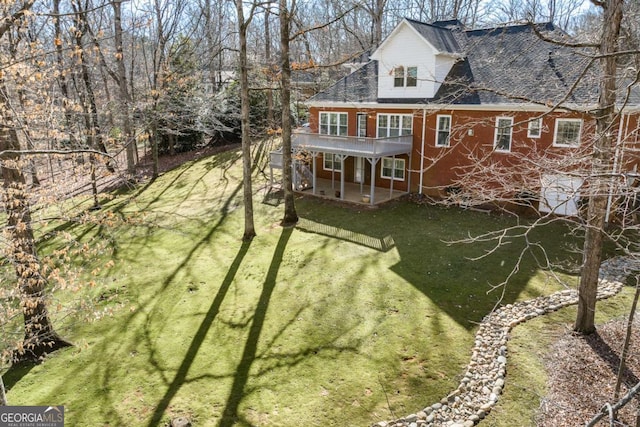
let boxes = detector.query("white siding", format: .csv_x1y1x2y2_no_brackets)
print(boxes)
434,56,456,94
374,23,455,99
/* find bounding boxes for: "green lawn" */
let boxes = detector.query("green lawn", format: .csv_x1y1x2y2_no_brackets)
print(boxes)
2,145,633,426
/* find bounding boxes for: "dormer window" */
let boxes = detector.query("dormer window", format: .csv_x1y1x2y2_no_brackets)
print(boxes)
393,66,418,87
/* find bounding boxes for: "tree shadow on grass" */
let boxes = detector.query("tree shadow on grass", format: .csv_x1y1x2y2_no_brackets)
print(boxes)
146,239,252,427
2,361,36,394
218,227,293,427
295,201,562,330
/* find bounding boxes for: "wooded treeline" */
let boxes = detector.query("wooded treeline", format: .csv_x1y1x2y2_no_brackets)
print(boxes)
0,0,606,180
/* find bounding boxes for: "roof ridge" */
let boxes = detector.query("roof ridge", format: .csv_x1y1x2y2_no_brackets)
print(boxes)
403,17,456,30
464,21,555,35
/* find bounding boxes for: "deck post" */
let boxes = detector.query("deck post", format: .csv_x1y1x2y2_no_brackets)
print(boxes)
292,158,298,190
339,155,346,200
269,164,274,188
331,155,335,189
390,155,395,197
408,146,413,196
311,151,317,195
368,157,378,205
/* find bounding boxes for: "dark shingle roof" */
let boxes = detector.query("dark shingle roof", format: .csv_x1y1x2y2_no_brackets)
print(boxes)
310,20,639,107
310,61,378,103
458,23,598,105
405,18,462,55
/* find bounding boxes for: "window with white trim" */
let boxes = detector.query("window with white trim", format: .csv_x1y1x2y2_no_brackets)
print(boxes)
377,114,412,138
357,113,367,137
528,118,542,138
319,112,348,136
553,118,582,147
406,67,417,87
381,157,405,181
394,67,405,87
494,117,513,152
436,115,451,147
323,153,342,171
393,66,418,87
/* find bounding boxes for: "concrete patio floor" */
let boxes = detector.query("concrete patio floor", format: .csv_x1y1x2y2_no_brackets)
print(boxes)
295,177,407,206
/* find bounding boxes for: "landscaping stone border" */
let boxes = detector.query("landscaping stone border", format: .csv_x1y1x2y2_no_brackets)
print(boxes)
374,256,639,427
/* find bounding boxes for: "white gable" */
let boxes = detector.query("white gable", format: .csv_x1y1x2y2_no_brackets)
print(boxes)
371,20,457,99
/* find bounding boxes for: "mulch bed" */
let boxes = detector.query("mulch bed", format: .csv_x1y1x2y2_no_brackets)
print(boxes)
539,318,640,426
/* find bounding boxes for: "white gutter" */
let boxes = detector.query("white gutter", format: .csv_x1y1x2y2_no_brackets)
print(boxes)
605,112,627,223
305,101,597,113
419,109,427,194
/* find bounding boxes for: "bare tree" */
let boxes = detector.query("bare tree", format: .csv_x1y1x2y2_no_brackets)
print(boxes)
487,0,588,32
573,0,625,334
236,0,257,241
112,0,137,173
0,0,71,360
280,0,299,227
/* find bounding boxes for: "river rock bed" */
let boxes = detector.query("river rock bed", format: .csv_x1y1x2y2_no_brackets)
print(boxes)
374,256,639,427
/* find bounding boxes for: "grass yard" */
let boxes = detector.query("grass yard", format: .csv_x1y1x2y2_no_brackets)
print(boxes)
2,144,634,426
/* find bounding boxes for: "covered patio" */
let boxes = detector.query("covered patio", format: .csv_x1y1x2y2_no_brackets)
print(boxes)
281,132,413,205
297,177,407,205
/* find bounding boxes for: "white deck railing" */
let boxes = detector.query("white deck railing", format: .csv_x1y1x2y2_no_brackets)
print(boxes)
291,132,412,156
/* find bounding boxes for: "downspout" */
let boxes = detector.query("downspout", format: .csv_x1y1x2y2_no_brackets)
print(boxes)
419,109,427,195
605,112,627,223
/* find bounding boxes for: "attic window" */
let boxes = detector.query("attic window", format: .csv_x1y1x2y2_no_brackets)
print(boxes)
394,67,405,87
407,67,417,86
393,66,417,87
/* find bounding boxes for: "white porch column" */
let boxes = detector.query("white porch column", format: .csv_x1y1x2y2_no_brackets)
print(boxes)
337,154,347,200
419,109,426,195
292,157,298,191
311,151,318,195
408,147,413,195
390,155,395,197
368,157,378,205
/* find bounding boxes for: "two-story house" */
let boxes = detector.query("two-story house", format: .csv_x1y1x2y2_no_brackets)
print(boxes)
288,18,640,216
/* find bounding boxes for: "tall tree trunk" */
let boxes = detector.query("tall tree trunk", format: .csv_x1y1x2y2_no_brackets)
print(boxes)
279,0,299,227
113,0,136,173
370,0,386,47
72,1,114,195
265,5,274,129
53,0,75,146
236,0,256,241
574,0,624,334
72,2,108,156
0,89,71,361
151,111,160,179
151,0,167,179
7,27,39,186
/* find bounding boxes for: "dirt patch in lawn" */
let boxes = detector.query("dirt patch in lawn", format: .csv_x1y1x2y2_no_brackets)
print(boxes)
539,318,640,426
